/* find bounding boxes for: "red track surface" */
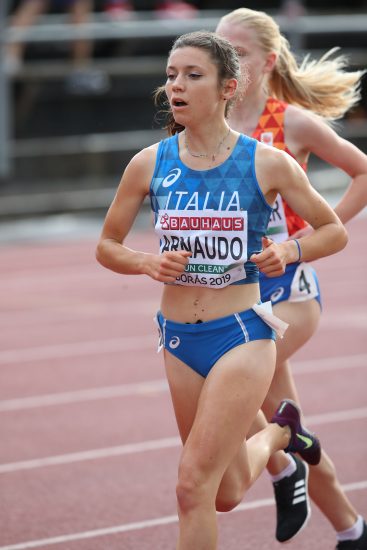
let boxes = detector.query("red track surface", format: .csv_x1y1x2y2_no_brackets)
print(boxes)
0,216,366,549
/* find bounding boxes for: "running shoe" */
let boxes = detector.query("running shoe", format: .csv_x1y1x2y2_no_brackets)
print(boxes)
271,399,321,465
273,454,310,543
336,520,367,549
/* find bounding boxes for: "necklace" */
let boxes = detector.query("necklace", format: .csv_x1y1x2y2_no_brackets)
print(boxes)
184,127,231,162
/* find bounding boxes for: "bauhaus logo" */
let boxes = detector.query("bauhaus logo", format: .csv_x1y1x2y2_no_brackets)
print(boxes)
160,214,244,232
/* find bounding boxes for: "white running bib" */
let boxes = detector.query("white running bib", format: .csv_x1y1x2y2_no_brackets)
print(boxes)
155,209,248,288
266,194,289,243
289,263,319,302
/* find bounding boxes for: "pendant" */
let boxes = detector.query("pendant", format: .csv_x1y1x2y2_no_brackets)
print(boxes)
212,154,215,161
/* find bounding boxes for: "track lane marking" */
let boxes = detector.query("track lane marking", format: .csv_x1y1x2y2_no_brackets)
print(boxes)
0,481,366,549
0,335,156,364
0,406,366,474
0,379,169,411
1,322,366,365
0,353,365,411
0,436,181,474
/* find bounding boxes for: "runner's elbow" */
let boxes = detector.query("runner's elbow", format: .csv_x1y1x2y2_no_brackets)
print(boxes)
337,223,349,252
95,239,110,268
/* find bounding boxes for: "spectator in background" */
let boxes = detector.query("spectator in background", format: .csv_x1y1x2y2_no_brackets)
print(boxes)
6,0,110,94
103,0,198,20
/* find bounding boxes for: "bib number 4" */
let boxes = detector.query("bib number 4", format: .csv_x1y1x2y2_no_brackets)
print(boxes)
290,263,319,302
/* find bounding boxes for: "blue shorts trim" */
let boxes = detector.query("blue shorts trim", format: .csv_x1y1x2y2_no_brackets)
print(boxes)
156,307,276,378
260,262,322,308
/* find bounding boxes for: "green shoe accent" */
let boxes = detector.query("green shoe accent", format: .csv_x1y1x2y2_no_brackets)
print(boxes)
296,433,313,449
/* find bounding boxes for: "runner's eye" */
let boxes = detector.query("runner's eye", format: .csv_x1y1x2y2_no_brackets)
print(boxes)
236,48,247,58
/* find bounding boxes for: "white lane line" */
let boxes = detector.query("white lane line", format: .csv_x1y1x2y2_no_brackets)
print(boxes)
0,380,169,412
0,326,366,367
0,335,156,364
307,407,367,426
294,353,367,374
1,406,366,474
0,481,366,550
0,353,365,412
0,437,181,474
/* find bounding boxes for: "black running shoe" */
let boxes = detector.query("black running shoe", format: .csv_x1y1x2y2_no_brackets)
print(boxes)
336,520,367,549
273,454,310,543
271,399,321,465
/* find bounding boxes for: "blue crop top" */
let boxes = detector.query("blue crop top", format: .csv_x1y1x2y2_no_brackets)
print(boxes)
149,133,273,290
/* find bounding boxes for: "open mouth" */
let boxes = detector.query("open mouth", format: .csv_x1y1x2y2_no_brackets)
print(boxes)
172,99,187,107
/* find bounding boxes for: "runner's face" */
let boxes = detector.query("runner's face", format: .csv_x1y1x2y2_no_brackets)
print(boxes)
216,21,269,93
165,46,224,126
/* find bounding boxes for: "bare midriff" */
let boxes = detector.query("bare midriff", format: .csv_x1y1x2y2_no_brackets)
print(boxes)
160,282,260,323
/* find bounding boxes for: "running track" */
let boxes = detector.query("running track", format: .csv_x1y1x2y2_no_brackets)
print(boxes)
0,216,366,549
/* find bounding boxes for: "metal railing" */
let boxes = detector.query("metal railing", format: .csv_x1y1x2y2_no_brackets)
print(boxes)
5,10,367,43
1,8,367,177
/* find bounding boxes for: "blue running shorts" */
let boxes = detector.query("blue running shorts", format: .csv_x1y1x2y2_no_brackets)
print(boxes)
155,306,276,378
260,262,321,308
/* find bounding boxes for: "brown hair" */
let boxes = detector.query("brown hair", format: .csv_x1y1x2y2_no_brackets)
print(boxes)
154,30,244,135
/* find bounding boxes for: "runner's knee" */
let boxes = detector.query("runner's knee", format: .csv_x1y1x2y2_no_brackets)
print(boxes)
176,462,212,514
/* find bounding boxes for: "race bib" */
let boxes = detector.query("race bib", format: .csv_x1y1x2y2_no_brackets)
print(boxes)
290,262,319,302
155,209,248,288
266,194,289,243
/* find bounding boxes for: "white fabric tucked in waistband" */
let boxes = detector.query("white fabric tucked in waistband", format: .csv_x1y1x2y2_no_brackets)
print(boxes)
252,301,289,338
153,314,164,353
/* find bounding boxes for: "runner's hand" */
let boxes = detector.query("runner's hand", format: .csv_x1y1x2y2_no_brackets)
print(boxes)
145,250,192,282
250,237,287,277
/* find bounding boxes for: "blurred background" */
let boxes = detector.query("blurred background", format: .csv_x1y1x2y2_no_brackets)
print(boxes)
0,0,367,241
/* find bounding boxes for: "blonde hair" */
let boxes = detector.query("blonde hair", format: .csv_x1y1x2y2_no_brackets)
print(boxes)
219,7,365,121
